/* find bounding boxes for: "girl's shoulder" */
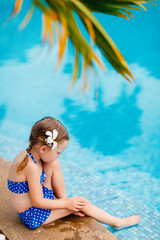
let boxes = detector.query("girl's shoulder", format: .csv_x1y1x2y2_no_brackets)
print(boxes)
9,149,41,181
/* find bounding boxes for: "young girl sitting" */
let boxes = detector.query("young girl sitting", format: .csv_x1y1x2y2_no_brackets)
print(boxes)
7,116,140,230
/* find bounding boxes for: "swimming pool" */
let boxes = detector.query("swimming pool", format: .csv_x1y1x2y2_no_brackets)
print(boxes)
0,1,160,239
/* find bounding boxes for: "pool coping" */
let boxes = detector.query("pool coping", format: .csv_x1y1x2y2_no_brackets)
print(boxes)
0,157,119,240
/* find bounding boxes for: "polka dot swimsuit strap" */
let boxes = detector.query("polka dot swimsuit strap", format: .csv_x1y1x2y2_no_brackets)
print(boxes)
26,148,37,164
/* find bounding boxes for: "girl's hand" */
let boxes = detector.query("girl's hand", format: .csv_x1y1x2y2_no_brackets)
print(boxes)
66,197,86,211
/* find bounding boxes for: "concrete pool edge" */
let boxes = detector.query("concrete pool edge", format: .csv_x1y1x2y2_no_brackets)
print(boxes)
0,157,119,240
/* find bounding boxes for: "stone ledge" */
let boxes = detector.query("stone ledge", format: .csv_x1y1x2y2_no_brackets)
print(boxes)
0,157,119,240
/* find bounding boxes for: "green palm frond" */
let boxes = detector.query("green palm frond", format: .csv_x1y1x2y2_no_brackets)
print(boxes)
10,0,156,93
79,0,157,16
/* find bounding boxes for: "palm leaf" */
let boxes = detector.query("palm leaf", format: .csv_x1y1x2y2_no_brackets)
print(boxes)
70,50,79,89
8,0,23,20
82,15,96,43
10,0,156,92
80,0,156,13
70,0,134,82
58,17,68,65
19,5,34,30
12,0,23,16
42,13,53,45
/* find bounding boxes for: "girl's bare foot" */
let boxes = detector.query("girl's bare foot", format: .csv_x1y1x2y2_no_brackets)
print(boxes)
73,211,85,217
114,215,140,230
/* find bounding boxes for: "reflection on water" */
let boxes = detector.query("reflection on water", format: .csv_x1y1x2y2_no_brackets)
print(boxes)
0,45,160,182
62,87,142,156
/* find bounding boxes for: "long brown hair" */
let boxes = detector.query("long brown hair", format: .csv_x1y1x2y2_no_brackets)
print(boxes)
16,116,69,173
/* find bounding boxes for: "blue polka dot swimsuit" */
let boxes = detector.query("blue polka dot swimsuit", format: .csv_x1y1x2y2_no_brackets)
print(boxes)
7,150,54,229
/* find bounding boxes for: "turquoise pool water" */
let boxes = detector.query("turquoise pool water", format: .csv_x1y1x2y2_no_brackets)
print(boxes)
0,1,160,239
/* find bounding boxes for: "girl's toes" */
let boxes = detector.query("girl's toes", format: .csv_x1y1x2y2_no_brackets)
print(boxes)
73,212,85,217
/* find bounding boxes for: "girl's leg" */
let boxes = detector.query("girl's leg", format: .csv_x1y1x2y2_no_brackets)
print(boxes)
42,208,73,225
43,160,67,198
42,197,140,229
51,160,67,198
79,197,140,228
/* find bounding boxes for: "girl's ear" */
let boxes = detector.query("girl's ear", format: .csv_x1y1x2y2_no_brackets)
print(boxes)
39,145,48,153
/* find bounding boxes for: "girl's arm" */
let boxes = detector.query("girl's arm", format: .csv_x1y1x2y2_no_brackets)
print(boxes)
26,162,85,211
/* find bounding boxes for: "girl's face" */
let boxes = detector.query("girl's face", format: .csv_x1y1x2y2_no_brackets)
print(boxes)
39,140,69,163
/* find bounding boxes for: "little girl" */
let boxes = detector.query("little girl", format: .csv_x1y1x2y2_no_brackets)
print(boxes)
7,116,140,230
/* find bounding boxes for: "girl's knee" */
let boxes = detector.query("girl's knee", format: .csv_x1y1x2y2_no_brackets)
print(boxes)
80,196,90,204
52,159,61,168
43,160,60,174
46,159,60,172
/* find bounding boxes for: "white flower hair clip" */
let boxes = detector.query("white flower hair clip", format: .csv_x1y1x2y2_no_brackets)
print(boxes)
45,130,58,150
